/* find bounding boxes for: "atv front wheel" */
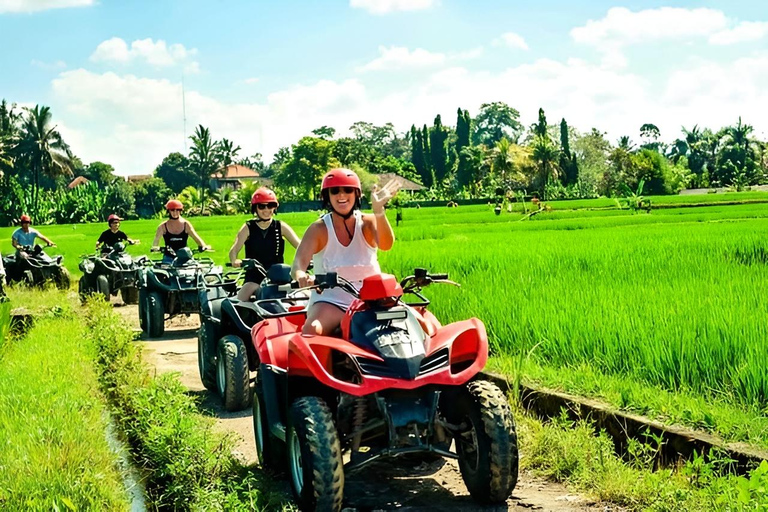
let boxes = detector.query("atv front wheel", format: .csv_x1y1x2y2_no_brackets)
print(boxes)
197,322,216,391
452,380,518,504
146,291,165,338
253,374,286,472
96,274,110,302
216,335,250,411
121,286,139,304
138,288,146,331
287,396,344,512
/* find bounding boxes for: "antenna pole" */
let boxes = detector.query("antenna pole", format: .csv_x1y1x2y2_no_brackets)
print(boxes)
182,72,187,153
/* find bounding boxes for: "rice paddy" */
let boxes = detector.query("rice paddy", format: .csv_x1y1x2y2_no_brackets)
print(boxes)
2,192,767,429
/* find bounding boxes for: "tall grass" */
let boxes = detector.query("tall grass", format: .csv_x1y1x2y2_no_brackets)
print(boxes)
0,299,10,352
382,205,768,410
0,291,128,510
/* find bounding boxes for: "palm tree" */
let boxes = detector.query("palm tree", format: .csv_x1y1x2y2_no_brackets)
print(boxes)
531,136,559,195
216,138,241,178
714,117,760,186
617,136,635,151
14,105,73,221
188,125,220,210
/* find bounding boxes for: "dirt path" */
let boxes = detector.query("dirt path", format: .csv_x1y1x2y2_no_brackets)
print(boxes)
115,305,610,512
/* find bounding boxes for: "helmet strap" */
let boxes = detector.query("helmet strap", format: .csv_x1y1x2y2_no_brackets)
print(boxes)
332,210,355,240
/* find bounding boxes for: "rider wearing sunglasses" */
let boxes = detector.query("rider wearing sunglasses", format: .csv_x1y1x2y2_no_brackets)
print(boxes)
292,168,401,335
151,199,210,263
229,187,301,301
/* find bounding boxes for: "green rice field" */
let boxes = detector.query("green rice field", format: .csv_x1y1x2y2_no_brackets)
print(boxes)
2,191,767,446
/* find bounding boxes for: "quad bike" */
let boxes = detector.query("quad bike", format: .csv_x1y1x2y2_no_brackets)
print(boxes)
198,259,305,412
78,242,143,304
3,244,70,290
137,246,220,338
251,268,519,511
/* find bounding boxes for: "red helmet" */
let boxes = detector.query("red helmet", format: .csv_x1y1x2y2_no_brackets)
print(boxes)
107,214,122,223
251,187,279,207
321,168,361,191
165,199,184,211
20,214,31,223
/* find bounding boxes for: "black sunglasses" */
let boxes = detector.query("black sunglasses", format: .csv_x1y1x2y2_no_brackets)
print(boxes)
256,202,278,210
169,209,182,212
329,186,356,195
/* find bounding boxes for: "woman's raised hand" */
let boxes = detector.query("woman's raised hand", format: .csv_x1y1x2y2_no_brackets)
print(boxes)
371,180,401,214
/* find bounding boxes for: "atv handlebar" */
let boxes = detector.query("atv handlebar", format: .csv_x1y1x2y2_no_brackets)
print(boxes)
225,258,267,275
399,268,459,292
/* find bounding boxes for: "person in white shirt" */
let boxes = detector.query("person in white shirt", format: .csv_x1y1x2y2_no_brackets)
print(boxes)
291,168,400,335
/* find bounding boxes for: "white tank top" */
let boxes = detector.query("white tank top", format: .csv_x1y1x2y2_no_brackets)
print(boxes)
310,210,380,310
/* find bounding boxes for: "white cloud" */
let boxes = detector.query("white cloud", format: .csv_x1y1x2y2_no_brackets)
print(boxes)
709,21,768,45
51,70,369,175
31,59,67,70
349,0,436,15
494,32,529,51
242,77,260,85
90,37,199,71
49,44,768,176
571,7,728,47
358,46,446,72
0,0,94,14
357,45,482,72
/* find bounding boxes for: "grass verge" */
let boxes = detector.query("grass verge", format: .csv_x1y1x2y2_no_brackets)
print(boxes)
84,299,292,510
0,289,129,510
489,357,768,451
515,401,768,511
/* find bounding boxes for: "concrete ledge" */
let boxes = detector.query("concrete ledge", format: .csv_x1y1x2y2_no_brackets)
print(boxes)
480,371,768,475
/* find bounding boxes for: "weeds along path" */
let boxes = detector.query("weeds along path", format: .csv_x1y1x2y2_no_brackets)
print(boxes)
115,304,605,512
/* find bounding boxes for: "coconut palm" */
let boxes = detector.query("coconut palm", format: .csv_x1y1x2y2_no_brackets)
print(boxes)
216,138,241,178
531,136,560,194
188,125,220,210
14,105,74,221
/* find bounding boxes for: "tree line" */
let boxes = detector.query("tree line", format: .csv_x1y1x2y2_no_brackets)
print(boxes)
1,97,766,226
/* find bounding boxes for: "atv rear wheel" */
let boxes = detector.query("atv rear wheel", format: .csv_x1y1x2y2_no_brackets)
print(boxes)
197,322,216,391
96,274,110,302
216,335,250,411
146,291,165,338
452,380,518,504
253,374,286,472
121,286,139,304
287,396,344,512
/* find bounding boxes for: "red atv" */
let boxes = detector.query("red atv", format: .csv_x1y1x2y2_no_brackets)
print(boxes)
251,268,518,511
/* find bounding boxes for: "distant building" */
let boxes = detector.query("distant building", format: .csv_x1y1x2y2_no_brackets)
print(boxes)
210,164,270,190
126,174,153,184
375,173,425,192
67,176,89,189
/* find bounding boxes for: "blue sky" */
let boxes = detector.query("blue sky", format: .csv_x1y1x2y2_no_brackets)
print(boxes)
1,0,767,175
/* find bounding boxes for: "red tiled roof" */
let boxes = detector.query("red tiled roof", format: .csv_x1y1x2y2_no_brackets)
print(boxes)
126,174,153,183
211,164,260,179
67,176,89,189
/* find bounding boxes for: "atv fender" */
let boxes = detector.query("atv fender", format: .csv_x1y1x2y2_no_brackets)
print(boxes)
259,363,287,442
147,270,174,292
